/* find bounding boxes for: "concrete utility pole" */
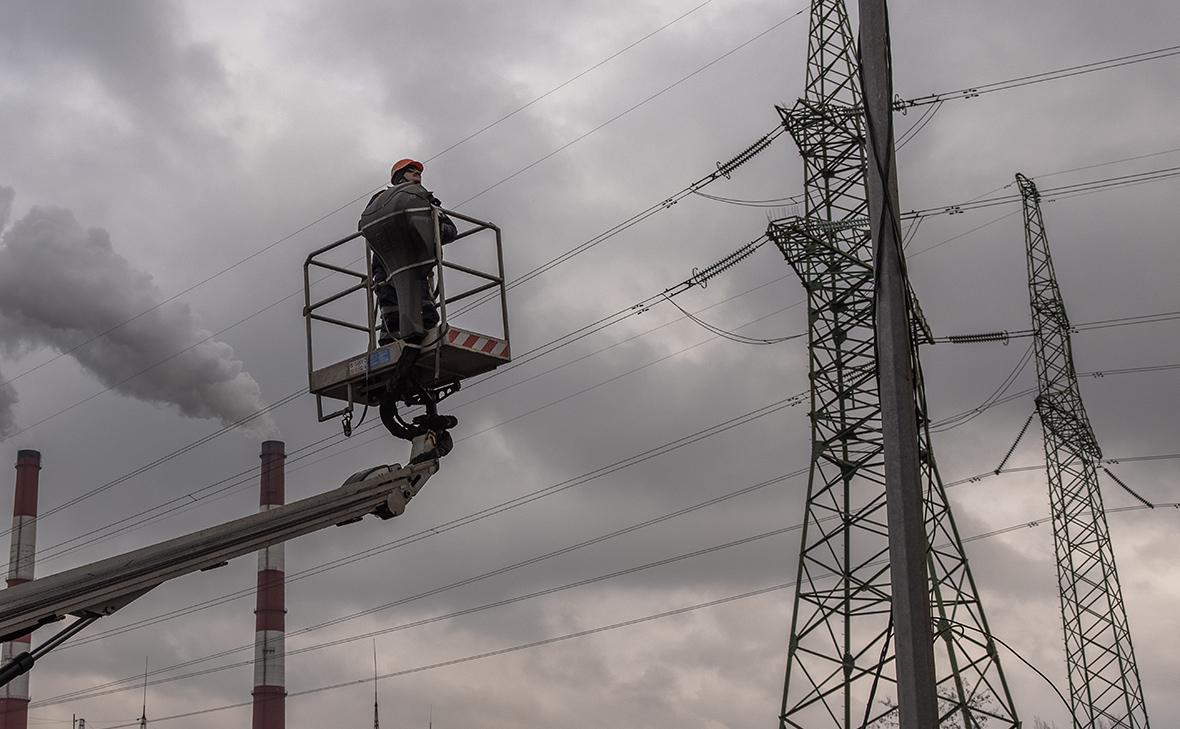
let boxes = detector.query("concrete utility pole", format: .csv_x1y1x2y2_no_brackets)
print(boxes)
856,2,938,728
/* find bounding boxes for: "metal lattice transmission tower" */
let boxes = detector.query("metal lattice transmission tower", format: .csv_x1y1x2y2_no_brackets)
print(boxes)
1017,173,1150,729
768,2,1020,726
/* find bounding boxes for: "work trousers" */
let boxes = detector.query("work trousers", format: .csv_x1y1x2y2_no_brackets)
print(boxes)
376,264,437,343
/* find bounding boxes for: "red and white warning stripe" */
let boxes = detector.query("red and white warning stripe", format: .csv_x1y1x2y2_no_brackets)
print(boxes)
446,328,510,359
253,441,286,729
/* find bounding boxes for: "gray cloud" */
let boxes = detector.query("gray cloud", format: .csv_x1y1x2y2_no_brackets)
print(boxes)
0,2,227,141
0,1,1177,727
0,194,275,436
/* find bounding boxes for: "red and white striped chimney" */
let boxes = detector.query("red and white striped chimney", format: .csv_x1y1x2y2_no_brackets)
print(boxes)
0,450,39,729
252,441,286,729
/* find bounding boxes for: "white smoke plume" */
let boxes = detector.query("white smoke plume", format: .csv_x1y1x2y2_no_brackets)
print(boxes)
0,189,276,437
0,187,18,437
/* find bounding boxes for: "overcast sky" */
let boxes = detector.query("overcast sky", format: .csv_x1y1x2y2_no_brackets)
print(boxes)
1,1,1178,727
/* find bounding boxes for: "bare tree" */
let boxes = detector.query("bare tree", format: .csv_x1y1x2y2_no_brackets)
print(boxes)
868,694,998,729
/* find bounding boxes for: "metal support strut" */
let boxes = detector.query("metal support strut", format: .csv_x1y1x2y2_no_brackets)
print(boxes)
0,616,100,687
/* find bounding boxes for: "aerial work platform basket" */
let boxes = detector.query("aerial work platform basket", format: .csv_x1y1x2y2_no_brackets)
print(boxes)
303,206,510,425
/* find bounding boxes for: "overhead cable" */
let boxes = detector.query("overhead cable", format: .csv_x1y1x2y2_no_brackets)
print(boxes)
0,0,731,393
14,159,1179,552
2,227,786,548
44,401,809,698
899,43,1180,109
6,34,1171,402
80,501,1179,727
933,308,1180,345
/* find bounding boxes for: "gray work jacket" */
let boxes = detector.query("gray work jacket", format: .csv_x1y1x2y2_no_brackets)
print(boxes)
359,182,443,279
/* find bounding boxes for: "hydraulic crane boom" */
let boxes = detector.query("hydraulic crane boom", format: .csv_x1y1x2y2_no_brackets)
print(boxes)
0,458,437,680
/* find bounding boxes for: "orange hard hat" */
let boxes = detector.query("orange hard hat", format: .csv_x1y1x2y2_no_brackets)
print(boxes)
390,158,424,182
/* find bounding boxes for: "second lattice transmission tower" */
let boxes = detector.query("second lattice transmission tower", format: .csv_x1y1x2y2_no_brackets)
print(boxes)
1018,173,1150,729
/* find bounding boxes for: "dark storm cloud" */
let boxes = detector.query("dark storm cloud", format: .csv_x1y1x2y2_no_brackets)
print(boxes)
295,0,602,137
0,1,226,137
1,1,1177,727
0,195,275,435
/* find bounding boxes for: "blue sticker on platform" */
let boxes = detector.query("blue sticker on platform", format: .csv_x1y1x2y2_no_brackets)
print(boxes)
369,348,392,368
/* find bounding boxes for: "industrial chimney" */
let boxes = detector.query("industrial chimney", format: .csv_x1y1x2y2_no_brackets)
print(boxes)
252,441,286,729
0,450,40,729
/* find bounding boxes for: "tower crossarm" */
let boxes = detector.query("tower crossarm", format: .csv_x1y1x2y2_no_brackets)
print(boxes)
1018,172,1102,460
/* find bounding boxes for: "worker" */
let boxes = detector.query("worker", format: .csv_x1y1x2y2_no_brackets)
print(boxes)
358,158,458,457
361,159,457,346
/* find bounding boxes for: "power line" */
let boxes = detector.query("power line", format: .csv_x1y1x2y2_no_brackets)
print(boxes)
41,517,810,707
18,155,1176,555
662,294,804,345
38,288,805,570
0,110,796,457
0,390,302,534
0,229,789,548
904,165,1180,218
929,343,1035,432
450,122,791,318
23,300,817,702
9,116,1177,470
453,9,808,208
2,9,805,423
462,46,1180,314
426,0,721,164
932,308,1180,346
41,402,809,702
6,35,1170,412
37,259,1179,716
82,501,1179,727
48,387,809,651
691,191,803,207
29,379,1180,703
12,149,1178,561
19,160,1174,572
0,0,729,395
895,99,944,149
900,43,1180,108
46,442,1178,706
930,359,1180,433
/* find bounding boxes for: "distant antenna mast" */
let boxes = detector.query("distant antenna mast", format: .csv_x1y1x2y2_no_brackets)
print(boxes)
429,704,433,729
138,657,148,728
372,641,379,729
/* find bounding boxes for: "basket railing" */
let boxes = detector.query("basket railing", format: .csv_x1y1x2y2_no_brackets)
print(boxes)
303,206,507,422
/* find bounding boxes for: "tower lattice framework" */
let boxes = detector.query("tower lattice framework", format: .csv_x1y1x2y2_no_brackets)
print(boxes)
1018,173,1150,729
769,2,1020,726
